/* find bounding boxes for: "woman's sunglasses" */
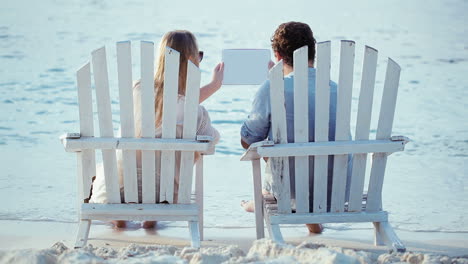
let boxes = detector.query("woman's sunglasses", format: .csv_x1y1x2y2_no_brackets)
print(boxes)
198,51,204,62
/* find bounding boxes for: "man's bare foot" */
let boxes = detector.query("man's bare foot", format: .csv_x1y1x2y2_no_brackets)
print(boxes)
111,220,126,228
142,221,156,229
240,200,255,212
306,223,323,234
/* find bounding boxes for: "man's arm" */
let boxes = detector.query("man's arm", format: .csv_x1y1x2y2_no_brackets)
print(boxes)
241,139,250,149
240,80,271,150
241,138,269,162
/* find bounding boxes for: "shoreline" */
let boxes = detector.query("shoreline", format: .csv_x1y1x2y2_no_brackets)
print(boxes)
1,220,467,257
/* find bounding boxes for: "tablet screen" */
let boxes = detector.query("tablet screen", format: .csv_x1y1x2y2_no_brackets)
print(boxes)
222,49,271,85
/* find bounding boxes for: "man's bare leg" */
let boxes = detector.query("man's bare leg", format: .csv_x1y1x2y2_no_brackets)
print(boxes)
111,220,126,228
306,224,323,234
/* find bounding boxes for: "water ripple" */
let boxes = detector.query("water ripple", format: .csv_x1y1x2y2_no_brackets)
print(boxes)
212,120,244,125
47,68,66,73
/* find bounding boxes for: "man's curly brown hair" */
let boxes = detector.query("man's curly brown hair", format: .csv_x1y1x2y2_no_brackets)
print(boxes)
271,22,316,66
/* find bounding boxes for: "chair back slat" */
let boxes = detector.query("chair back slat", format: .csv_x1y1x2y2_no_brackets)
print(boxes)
347,46,378,212
91,47,120,203
366,59,401,211
313,41,331,213
160,47,180,203
178,61,201,204
140,41,157,203
269,61,291,213
355,46,378,140
76,63,96,202
292,46,310,213
331,40,355,212
117,41,138,203
375,59,401,140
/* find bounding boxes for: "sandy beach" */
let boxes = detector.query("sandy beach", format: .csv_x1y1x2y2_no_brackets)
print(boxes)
1,220,467,263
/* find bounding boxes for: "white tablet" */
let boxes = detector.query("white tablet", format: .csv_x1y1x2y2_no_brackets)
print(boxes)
222,49,271,85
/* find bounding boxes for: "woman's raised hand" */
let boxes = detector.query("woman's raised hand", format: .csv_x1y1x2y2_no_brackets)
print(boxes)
199,62,225,103
211,62,224,89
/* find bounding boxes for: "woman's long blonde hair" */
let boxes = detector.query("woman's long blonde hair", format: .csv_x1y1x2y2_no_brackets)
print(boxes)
134,30,199,138
154,30,199,126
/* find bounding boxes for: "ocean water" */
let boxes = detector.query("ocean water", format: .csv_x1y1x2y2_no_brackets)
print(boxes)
0,0,467,235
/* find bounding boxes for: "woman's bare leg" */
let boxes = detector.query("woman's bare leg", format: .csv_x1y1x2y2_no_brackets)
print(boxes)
142,221,156,229
240,200,255,212
241,190,270,213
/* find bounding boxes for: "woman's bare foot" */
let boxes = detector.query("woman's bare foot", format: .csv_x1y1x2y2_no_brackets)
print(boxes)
241,200,255,212
306,223,323,234
142,221,156,229
111,220,126,229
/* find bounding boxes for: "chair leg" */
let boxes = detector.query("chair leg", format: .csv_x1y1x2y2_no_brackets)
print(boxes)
75,220,91,249
373,222,384,246
252,159,265,239
264,215,284,244
374,221,406,252
196,156,204,241
269,224,284,244
188,221,201,248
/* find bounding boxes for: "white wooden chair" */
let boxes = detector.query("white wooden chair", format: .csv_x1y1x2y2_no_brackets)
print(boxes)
61,41,213,248
241,41,409,252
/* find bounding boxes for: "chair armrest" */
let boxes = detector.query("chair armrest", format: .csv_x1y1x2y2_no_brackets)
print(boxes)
240,140,274,161
60,132,81,140
196,135,213,142
390,135,410,144
61,133,213,152
256,138,409,158
60,133,82,152
197,135,215,155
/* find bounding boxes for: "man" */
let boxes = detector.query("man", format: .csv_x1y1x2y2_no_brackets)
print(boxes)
240,22,339,234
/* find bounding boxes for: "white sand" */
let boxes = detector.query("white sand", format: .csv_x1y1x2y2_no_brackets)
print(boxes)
1,220,467,264
1,239,467,264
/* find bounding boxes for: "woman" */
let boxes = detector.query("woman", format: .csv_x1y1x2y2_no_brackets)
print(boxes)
90,30,223,229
